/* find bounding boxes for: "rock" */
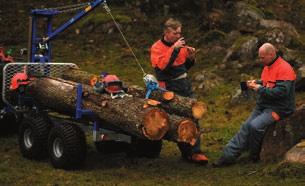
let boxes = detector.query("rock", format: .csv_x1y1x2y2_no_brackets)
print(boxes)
235,2,265,33
207,9,224,30
259,28,291,48
260,106,305,162
208,45,226,55
260,19,300,39
192,70,223,92
237,37,259,61
284,142,305,164
296,65,305,91
222,36,258,63
224,30,241,47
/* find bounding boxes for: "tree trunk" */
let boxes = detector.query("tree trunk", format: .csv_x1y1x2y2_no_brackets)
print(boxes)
26,77,198,143
284,142,305,164
62,68,207,119
260,106,305,162
164,115,199,145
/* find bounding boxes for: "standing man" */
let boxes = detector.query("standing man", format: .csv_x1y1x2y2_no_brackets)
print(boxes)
150,18,208,164
213,43,296,167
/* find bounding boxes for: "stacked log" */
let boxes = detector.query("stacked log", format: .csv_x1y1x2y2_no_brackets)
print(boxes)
61,67,207,120
26,77,199,144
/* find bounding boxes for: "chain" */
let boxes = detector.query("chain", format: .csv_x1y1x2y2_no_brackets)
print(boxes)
37,2,90,13
103,3,146,75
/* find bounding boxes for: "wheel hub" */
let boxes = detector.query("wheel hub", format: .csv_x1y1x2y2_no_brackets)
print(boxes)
24,128,33,149
53,138,63,158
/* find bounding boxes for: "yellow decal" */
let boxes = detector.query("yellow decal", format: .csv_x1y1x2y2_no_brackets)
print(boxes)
85,6,92,12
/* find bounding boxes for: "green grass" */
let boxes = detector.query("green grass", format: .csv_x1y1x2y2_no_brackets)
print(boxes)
1,134,305,185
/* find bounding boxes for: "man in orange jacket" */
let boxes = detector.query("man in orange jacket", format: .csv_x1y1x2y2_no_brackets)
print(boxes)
213,43,296,167
150,18,208,164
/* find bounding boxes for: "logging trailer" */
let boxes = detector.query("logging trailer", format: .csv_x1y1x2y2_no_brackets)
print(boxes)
0,0,162,170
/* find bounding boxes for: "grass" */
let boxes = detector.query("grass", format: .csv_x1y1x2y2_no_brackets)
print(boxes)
1,133,305,185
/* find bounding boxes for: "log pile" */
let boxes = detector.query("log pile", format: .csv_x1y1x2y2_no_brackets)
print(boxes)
62,67,207,119
26,72,206,144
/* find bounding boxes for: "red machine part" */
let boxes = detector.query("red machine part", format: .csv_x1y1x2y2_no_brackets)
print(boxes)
102,74,123,94
10,72,29,90
0,47,14,63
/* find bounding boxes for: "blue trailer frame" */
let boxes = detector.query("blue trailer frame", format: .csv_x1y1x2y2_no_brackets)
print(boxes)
29,0,107,62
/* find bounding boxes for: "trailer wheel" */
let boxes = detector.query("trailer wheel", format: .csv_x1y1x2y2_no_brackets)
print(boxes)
95,141,128,154
0,112,19,135
48,123,87,170
128,138,162,158
18,113,51,159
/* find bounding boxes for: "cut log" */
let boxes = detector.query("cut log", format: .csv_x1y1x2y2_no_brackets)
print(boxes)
25,77,198,144
62,68,207,119
260,106,305,162
164,116,198,145
284,142,305,164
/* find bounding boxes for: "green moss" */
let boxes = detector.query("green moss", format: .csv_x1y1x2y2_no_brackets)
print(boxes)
247,4,265,18
232,36,256,50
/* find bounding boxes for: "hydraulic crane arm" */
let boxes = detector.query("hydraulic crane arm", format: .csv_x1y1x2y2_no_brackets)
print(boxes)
29,0,107,62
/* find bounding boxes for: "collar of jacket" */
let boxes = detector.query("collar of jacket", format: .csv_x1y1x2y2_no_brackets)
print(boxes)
266,55,280,66
161,36,174,47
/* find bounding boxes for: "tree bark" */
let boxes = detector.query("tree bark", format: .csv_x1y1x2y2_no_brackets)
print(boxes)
260,106,305,162
26,77,198,143
62,68,207,119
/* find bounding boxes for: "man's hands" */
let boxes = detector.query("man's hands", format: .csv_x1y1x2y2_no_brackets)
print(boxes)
173,37,186,48
247,80,262,91
186,46,196,60
173,37,196,60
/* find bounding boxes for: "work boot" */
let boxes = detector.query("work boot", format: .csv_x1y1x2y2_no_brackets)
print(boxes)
212,156,234,167
183,152,209,165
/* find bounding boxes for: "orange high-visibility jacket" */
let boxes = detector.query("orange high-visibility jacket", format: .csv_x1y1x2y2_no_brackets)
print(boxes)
150,38,194,84
256,56,296,118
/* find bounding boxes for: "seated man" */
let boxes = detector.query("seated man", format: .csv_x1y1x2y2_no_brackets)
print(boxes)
213,43,296,167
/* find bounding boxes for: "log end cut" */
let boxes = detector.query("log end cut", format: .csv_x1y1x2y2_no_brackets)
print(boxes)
143,108,169,140
177,119,198,145
162,91,175,101
192,101,207,119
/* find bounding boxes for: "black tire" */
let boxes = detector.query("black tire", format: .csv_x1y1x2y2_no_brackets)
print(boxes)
48,123,87,170
18,113,51,159
0,111,20,135
95,141,128,154
128,138,162,158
